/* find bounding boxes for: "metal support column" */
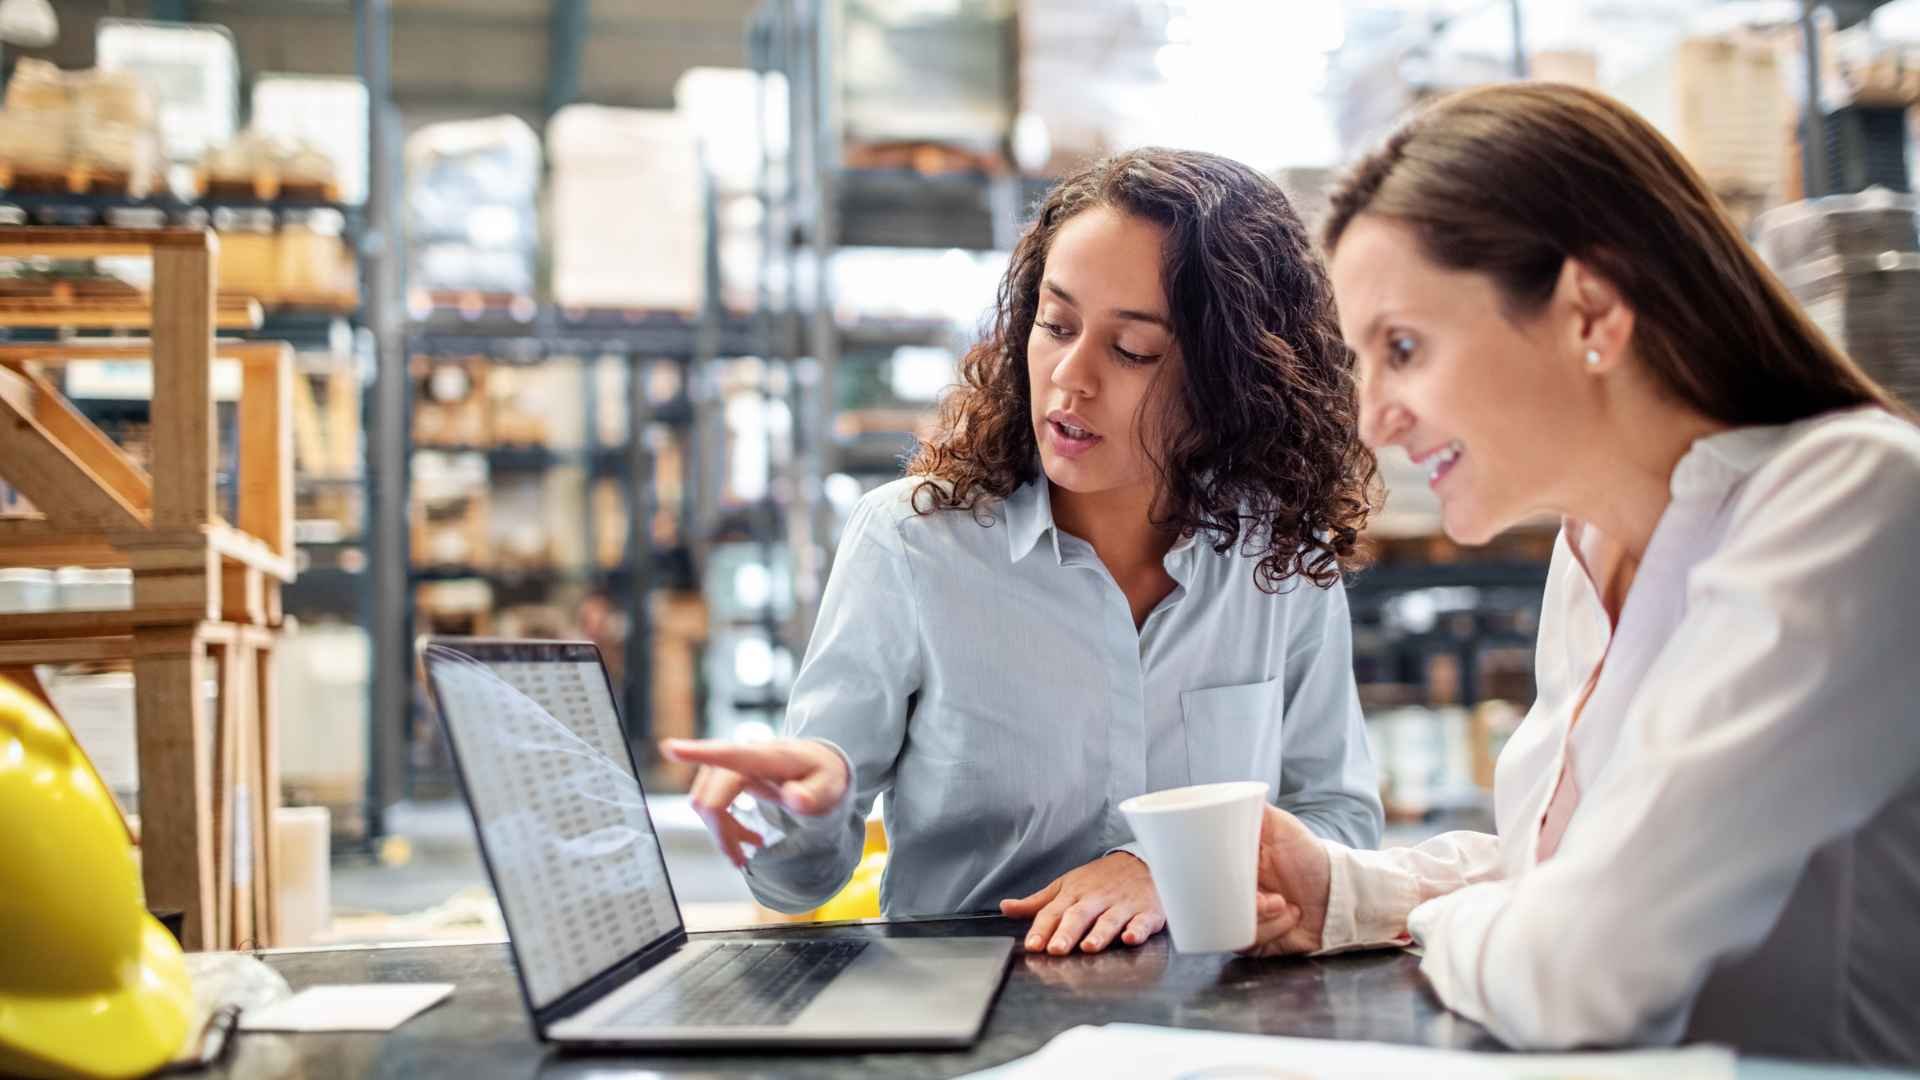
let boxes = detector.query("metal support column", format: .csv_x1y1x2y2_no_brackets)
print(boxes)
1801,1,1830,199
792,0,839,645
625,347,657,760
545,0,588,119
1507,0,1527,79
357,0,406,841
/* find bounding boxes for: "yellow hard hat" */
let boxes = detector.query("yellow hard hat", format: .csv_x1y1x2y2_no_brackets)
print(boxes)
0,675,194,1079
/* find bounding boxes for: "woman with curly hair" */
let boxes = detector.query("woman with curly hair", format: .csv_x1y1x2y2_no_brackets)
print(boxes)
666,148,1383,955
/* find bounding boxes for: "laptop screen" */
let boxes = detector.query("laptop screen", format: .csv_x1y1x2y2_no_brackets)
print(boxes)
423,640,684,1010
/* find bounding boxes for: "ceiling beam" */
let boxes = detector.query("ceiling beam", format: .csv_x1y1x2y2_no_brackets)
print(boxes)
199,0,746,41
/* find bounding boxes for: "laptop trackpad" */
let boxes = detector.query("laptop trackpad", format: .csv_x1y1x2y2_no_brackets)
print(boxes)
787,937,1014,1040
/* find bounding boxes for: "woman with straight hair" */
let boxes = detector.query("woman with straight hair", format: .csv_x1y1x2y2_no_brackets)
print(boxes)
1243,82,1920,1064
667,147,1383,955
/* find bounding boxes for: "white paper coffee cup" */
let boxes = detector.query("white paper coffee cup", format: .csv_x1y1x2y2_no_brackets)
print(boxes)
1119,780,1269,953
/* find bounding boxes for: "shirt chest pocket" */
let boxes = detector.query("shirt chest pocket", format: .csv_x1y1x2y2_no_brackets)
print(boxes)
1181,678,1283,787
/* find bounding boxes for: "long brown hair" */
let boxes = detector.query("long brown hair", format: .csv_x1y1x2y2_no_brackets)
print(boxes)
1323,82,1909,424
908,148,1375,591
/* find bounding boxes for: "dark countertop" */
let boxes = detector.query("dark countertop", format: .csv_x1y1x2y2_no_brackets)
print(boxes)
212,915,1500,1079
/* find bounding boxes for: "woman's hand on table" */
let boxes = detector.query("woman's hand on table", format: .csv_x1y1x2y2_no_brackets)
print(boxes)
660,738,851,868
1000,852,1165,955
1240,805,1331,957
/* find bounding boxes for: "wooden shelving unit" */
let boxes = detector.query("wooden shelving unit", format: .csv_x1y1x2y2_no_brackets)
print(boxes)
0,227,295,951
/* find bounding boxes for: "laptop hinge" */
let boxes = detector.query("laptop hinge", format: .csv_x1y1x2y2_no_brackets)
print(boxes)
536,928,690,1030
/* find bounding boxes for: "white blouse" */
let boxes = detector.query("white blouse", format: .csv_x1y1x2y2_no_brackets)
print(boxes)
1316,406,1920,1064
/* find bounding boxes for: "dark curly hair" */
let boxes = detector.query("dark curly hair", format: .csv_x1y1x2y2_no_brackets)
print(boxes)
906,147,1375,591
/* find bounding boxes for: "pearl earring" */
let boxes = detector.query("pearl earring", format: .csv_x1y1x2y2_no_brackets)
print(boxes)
1584,349,1601,368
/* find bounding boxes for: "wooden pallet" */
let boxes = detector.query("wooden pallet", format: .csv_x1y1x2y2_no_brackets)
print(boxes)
199,173,343,204
0,227,293,952
0,160,152,199
271,288,360,314
842,139,1007,176
411,288,539,321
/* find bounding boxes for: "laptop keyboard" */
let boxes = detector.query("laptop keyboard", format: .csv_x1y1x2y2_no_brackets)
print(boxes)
608,941,869,1029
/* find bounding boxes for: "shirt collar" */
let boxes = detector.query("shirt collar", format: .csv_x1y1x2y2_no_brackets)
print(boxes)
1567,406,1889,574
1003,477,1058,564
1004,477,1203,566
1668,406,1881,501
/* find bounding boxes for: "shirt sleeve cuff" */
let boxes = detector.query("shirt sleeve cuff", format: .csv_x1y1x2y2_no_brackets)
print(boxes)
1311,838,1420,955
1103,842,1147,866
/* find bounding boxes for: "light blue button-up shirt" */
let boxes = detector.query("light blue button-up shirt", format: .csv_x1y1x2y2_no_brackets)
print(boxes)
744,476,1382,917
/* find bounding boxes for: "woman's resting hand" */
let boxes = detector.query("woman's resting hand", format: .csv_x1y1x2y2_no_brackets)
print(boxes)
1000,852,1166,955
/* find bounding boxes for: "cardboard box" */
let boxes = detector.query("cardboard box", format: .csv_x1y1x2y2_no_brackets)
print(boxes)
1609,34,1790,197
548,107,704,311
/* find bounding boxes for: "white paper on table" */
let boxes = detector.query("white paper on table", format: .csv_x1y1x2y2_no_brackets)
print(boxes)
237,984,455,1033
957,1024,1737,1080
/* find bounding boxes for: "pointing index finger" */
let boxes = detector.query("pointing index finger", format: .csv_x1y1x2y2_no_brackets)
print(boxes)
661,739,814,781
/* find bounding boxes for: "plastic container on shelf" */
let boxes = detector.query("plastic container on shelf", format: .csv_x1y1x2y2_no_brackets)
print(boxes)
103,206,167,229
41,670,140,814
42,670,223,822
54,567,134,611
0,569,57,613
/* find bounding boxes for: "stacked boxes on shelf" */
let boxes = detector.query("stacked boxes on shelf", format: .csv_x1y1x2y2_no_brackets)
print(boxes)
405,116,541,302
838,0,1016,165
1755,188,1920,408
250,74,370,205
548,107,705,313
200,129,343,201
399,332,701,790
95,18,238,165
410,452,490,570
411,355,491,449
203,206,356,311
0,59,162,195
1609,33,1791,226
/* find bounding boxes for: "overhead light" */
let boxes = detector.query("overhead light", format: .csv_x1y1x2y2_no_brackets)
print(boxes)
0,0,57,48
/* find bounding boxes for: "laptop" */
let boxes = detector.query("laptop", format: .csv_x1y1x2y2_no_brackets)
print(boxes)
419,637,1015,1049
